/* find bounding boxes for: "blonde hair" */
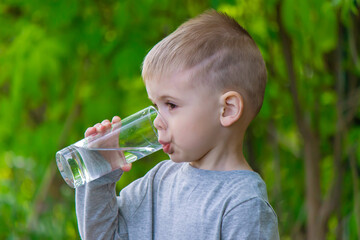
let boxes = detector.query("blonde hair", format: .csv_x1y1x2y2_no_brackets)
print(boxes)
142,10,267,117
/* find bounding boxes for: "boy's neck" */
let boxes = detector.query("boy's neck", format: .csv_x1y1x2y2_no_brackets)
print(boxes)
190,155,252,172
189,132,253,171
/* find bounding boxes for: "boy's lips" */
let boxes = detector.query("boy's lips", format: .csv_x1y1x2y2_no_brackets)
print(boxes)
159,140,171,154
162,144,171,154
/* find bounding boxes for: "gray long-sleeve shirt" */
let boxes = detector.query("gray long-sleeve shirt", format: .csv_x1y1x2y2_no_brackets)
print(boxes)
76,160,280,239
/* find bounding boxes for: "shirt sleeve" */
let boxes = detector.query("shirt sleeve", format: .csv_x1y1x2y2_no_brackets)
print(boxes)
75,169,129,240
221,197,280,240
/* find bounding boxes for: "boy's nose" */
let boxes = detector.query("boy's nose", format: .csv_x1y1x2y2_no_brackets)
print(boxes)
153,112,167,131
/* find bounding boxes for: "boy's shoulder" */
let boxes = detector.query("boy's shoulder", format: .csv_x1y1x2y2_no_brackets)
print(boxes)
149,160,269,202
147,159,180,174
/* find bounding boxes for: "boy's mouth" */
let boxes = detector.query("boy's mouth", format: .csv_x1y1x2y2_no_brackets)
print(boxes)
162,143,171,154
159,140,171,154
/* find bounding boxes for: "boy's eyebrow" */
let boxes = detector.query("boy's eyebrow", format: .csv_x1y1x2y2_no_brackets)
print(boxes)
148,95,179,102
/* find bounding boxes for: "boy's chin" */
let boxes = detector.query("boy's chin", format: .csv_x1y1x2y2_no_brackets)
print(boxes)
170,157,192,164
169,156,184,163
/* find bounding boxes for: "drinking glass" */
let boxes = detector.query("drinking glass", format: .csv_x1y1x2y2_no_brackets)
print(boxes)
56,106,161,188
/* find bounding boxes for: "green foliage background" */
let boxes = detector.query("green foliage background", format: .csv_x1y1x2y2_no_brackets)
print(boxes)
0,0,359,239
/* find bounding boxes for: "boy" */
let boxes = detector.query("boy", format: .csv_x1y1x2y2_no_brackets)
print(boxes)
76,10,280,239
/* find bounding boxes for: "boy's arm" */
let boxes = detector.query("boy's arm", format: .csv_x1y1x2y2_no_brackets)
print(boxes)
222,197,280,240
75,117,130,240
75,169,128,240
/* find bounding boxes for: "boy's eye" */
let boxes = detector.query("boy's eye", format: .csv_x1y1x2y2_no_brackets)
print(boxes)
167,103,177,110
152,103,158,109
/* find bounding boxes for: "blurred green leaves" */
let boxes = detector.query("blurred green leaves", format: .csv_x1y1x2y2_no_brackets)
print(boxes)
0,1,203,238
0,0,359,239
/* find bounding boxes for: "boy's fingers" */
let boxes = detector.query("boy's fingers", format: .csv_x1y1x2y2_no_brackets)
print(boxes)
121,163,132,172
85,127,97,137
101,119,110,125
112,116,121,124
95,123,105,133
85,117,119,137
101,120,112,130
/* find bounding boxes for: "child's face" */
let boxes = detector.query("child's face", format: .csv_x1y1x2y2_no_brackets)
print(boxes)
146,70,222,164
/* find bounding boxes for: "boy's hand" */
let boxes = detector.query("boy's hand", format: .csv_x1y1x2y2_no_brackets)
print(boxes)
85,116,132,172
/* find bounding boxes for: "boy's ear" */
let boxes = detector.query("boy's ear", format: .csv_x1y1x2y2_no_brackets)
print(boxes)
219,91,243,127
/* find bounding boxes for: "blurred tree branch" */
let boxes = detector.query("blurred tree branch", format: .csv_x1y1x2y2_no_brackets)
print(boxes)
276,3,322,239
350,145,360,238
26,103,81,231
